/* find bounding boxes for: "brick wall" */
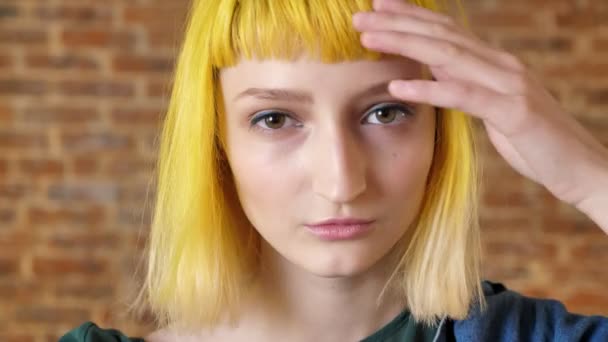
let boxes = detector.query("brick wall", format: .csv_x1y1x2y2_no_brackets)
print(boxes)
0,0,606,340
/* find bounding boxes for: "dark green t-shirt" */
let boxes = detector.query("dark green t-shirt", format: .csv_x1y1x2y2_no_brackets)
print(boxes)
59,310,437,342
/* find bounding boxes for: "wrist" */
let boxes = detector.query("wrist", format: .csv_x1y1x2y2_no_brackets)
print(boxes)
575,152,608,233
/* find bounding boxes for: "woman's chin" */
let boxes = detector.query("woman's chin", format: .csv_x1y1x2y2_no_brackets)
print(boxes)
293,246,391,279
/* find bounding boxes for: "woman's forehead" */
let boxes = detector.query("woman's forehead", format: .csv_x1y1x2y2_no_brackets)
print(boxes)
219,56,426,106
220,55,423,83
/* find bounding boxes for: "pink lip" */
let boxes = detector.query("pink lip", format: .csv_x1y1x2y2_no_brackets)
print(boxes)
305,218,375,241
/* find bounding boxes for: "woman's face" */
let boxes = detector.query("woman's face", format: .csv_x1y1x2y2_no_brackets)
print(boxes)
219,55,435,277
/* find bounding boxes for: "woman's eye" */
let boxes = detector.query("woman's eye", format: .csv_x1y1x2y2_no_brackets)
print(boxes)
250,112,299,131
363,104,414,125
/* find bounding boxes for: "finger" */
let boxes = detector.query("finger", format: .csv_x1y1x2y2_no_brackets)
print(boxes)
372,0,453,25
353,11,519,72
388,79,527,135
361,31,522,93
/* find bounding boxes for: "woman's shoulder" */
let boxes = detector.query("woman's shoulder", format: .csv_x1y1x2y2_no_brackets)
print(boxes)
59,322,217,342
59,322,145,342
453,280,608,341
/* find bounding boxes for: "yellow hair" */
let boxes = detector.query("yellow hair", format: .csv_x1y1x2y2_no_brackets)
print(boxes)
133,0,484,330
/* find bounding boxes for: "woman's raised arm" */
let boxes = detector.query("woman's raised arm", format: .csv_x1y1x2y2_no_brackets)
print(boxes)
353,0,608,234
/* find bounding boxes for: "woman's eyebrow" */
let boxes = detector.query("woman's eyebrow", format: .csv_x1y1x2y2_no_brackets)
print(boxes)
233,88,313,103
232,80,395,103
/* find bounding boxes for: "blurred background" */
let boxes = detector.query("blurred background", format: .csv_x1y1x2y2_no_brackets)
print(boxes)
0,0,606,340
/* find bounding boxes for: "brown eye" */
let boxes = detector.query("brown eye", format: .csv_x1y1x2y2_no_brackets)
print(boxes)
374,107,398,124
363,103,414,125
264,113,286,129
250,111,300,132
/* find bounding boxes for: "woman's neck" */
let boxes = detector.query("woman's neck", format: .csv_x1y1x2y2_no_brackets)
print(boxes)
240,241,407,342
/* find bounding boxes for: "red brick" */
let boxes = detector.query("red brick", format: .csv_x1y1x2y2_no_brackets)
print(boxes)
492,0,572,7
593,38,608,51
32,257,107,275
15,306,89,324
124,6,184,24
0,279,43,301
0,184,28,199
72,158,99,176
26,54,99,71
34,5,112,23
571,239,608,260
119,208,152,228
0,104,13,123
479,214,534,233
555,9,608,28
541,215,598,234
0,257,19,275
142,133,160,154
481,263,530,282
564,291,608,315
483,239,557,259
501,36,573,53
0,284,18,299
0,335,35,342
117,184,151,202
544,62,608,79
19,159,64,177
47,183,119,203
147,80,171,97
0,131,48,149
111,107,163,125
583,88,608,106
57,80,134,97
48,232,118,249
113,55,173,73
54,283,114,300
471,11,536,28
518,286,551,299
23,106,100,124
0,54,12,68
0,5,18,18
105,158,155,176
148,29,182,49
480,165,533,208
61,132,134,153
0,79,47,95
28,206,106,226
0,208,15,224
551,265,608,285
0,230,32,249
0,30,47,45
62,29,136,49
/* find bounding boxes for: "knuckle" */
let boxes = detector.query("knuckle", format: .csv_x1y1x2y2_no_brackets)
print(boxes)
510,73,531,94
453,82,476,106
512,94,534,114
430,23,449,36
441,15,456,26
501,53,526,71
509,94,537,130
442,42,462,58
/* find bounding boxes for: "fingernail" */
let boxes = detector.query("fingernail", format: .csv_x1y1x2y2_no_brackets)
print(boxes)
373,0,384,11
360,32,373,46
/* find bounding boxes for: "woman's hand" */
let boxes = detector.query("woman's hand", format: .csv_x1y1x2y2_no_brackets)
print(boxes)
353,0,608,232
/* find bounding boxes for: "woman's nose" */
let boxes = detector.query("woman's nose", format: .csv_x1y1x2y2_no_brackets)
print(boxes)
310,125,367,204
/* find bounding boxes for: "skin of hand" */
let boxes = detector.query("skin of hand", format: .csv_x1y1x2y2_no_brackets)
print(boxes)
352,0,608,232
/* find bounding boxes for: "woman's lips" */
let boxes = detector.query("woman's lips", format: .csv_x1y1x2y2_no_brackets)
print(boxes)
305,218,375,241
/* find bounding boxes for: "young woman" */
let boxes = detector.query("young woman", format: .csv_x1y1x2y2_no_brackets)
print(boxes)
60,0,608,341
